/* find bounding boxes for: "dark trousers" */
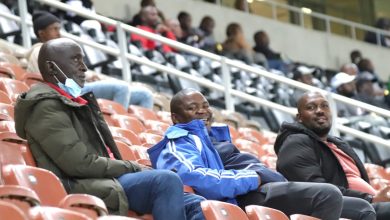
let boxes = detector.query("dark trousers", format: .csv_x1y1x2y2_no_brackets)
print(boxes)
236,182,375,220
373,202,390,220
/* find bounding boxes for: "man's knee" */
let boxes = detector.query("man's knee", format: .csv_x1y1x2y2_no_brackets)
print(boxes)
312,183,343,204
153,170,183,189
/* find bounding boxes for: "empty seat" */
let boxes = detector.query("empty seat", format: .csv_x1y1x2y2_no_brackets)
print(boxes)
0,78,29,102
115,141,139,161
0,62,26,80
0,120,15,132
128,105,159,122
156,111,172,124
97,99,127,115
29,206,91,220
143,120,169,135
21,72,43,87
0,185,40,215
109,127,142,146
59,194,108,219
201,200,249,220
98,215,142,220
0,200,28,220
112,115,146,134
245,205,288,220
290,214,320,220
0,90,11,104
234,138,264,158
0,103,14,120
2,165,67,206
139,132,163,147
238,127,268,145
0,131,27,145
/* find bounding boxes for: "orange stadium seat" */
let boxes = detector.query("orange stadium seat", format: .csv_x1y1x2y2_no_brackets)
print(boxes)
156,111,173,124
0,103,14,120
0,141,27,168
201,200,249,220
0,78,29,102
0,200,28,220
238,127,269,145
143,119,170,135
0,62,26,80
112,115,146,134
2,165,67,206
59,194,109,219
245,205,288,220
115,140,140,161
0,120,15,132
290,214,320,220
128,105,159,122
139,132,163,147
21,72,44,87
0,185,40,215
0,65,16,79
97,99,128,115
0,90,12,104
109,127,142,146
234,138,267,158
29,206,91,220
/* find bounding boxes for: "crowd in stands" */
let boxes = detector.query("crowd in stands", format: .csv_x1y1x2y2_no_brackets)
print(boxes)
1,0,390,219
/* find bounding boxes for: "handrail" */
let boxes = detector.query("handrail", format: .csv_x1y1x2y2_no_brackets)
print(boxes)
3,0,389,148
29,0,390,120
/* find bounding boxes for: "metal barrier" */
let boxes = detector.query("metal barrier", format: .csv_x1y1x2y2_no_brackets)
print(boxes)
1,0,389,148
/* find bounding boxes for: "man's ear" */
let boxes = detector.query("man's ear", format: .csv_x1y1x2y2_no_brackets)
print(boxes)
46,61,56,75
296,113,302,123
171,112,179,124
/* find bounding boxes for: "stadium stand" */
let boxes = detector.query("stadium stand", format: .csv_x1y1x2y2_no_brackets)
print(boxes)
0,0,390,218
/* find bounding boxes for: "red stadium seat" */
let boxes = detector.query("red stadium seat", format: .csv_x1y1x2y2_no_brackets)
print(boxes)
0,78,29,102
109,127,142,146
21,72,44,87
128,105,159,122
97,99,128,115
0,90,12,104
201,200,249,220
0,185,40,215
112,115,146,134
245,205,288,220
29,206,90,220
290,214,320,220
59,194,109,219
0,200,28,220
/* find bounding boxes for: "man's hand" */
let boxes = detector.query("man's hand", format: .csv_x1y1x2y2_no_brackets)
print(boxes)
373,185,390,203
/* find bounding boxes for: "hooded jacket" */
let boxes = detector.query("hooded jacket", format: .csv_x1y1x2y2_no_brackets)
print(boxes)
147,119,259,204
274,122,372,202
14,83,142,215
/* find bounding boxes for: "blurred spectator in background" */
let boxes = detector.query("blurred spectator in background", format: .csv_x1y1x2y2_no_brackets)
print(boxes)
350,50,362,65
330,72,361,117
166,18,183,40
131,6,176,53
222,23,253,64
354,73,389,110
290,66,315,107
253,31,287,72
364,18,390,47
130,0,156,26
177,11,199,47
194,16,216,52
340,63,359,76
357,58,384,95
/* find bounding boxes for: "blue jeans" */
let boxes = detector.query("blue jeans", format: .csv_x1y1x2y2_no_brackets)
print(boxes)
118,170,205,220
129,86,154,109
82,80,130,108
82,81,154,109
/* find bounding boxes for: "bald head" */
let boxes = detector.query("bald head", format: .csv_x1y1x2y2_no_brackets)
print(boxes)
296,92,332,140
170,89,212,128
38,38,87,87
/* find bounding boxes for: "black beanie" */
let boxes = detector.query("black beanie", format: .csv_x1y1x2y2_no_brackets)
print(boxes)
32,11,60,37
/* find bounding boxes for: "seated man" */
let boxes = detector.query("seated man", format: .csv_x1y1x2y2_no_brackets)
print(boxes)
27,11,153,109
275,91,389,220
14,38,205,219
147,88,366,220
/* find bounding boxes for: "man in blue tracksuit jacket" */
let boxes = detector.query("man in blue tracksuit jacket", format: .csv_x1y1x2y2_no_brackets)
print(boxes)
148,88,356,219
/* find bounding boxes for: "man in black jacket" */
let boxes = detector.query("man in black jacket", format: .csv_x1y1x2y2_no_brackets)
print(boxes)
275,91,390,220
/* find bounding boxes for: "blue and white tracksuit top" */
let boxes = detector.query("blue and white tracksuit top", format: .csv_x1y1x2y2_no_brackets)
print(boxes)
147,119,259,204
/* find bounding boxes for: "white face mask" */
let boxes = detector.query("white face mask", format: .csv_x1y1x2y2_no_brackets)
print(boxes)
49,61,82,97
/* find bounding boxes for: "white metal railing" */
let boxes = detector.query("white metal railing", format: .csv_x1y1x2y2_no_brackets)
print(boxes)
3,0,389,148
214,0,390,46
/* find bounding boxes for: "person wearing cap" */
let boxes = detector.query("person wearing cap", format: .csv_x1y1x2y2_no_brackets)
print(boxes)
330,72,361,117
290,65,315,107
26,11,154,110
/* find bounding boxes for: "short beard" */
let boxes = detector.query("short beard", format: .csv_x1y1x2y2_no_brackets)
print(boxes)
312,125,331,137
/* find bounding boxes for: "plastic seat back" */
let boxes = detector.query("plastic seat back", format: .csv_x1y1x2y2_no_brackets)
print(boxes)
59,194,108,219
0,78,29,102
128,105,158,122
0,200,28,220
112,115,146,134
2,165,67,206
0,185,40,215
201,200,249,220
290,214,320,220
97,99,127,115
109,127,142,146
0,90,11,104
29,206,91,220
0,103,14,120
115,141,139,161
245,205,288,220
